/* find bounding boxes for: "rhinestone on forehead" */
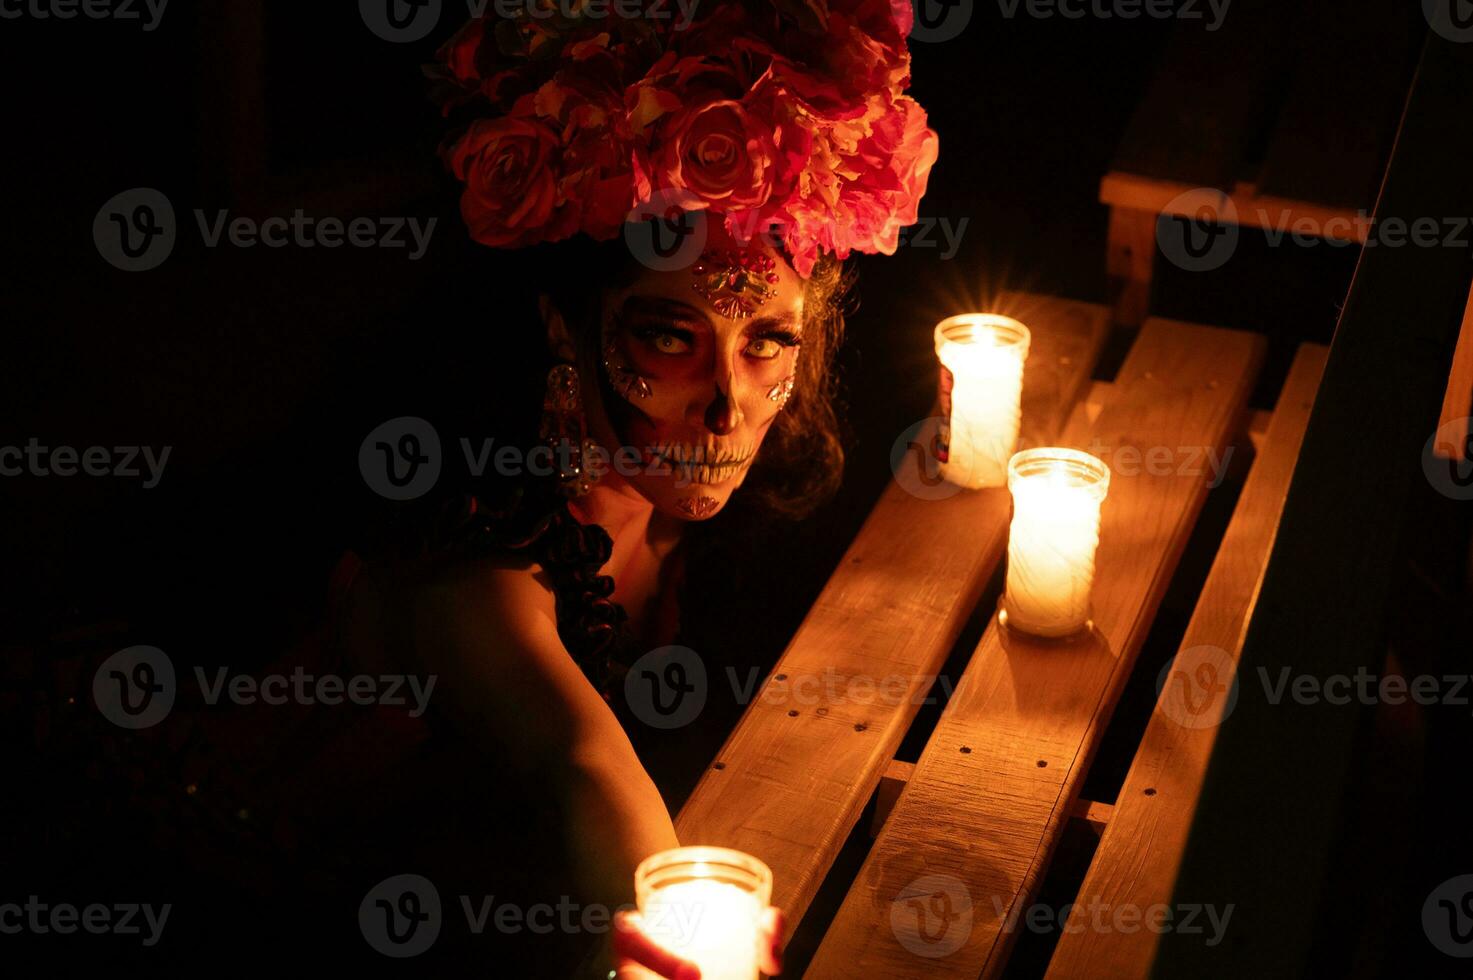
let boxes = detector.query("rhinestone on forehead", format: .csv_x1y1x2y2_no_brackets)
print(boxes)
690,246,782,320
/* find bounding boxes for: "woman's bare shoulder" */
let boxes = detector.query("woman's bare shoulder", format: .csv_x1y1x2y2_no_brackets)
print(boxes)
414,554,558,631
337,551,559,672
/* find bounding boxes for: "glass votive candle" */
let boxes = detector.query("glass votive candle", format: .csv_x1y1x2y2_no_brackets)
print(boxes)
999,447,1111,638
634,846,773,980
934,314,1032,489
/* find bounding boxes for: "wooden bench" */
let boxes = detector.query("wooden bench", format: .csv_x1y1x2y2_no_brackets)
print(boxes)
1101,0,1413,329
1102,0,1473,460
676,284,1340,975
675,292,1109,923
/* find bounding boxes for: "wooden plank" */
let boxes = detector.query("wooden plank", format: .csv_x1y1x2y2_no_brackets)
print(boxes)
1099,173,1370,244
1069,798,1113,834
805,319,1264,979
1007,292,1113,448
1434,281,1473,461
1253,0,1411,212
1044,343,1327,980
1107,0,1291,191
1106,207,1157,327
871,760,916,837
677,295,1108,925
1153,33,1473,976
1246,408,1272,455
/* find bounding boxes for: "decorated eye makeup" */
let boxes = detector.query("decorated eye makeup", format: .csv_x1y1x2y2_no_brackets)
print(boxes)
630,323,695,355
744,329,802,360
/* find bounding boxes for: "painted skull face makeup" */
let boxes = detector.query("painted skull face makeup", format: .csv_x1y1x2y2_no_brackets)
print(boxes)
583,226,807,521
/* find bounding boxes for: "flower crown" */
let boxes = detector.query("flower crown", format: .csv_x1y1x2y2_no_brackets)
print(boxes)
430,0,939,279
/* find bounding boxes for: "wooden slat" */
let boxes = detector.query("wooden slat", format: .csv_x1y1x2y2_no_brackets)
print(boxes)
870,760,916,837
1253,1,1411,212
1069,798,1113,834
1044,343,1327,980
1434,282,1473,462
1099,174,1369,245
1107,0,1290,191
676,295,1108,924
806,319,1264,979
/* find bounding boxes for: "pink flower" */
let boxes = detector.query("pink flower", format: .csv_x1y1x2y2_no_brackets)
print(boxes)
429,0,940,276
445,117,576,248
774,93,938,276
654,98,779,211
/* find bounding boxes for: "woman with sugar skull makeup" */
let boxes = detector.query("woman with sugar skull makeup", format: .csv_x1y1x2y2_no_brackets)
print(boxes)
336,3,939,975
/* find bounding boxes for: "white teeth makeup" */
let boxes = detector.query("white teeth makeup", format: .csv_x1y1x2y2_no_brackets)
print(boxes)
646,443,756,485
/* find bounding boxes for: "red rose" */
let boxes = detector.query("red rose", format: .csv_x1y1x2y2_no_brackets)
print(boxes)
654,98,778,211
436,17,486,85
445,117,575,249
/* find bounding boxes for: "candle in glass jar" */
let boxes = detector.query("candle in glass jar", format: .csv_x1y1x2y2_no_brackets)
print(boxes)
1000,448,1111,638
934,314,1031,489
635,846,773,980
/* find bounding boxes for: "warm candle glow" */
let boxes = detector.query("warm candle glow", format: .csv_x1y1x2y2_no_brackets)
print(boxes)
934,314,1031,489
635,847,773,980
1001,448,1111,638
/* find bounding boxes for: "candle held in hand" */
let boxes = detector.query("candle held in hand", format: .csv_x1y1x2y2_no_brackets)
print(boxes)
1001,448,1111,638
635,846,773,980
934,314,1031,489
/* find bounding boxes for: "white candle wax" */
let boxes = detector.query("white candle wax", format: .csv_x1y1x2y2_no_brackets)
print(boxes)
636,847,773,980
1001,448,1110,637
935,314,1031,489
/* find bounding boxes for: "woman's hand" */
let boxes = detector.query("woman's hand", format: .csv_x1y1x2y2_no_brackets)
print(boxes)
612,906,785,979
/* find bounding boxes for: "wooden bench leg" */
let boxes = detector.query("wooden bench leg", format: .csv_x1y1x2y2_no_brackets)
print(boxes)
1107,206,1156,328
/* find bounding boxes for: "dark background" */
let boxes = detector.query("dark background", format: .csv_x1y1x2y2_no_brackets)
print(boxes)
3,0,1470,976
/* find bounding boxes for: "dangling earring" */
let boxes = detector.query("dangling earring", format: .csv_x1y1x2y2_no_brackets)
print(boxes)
541,363,600,498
